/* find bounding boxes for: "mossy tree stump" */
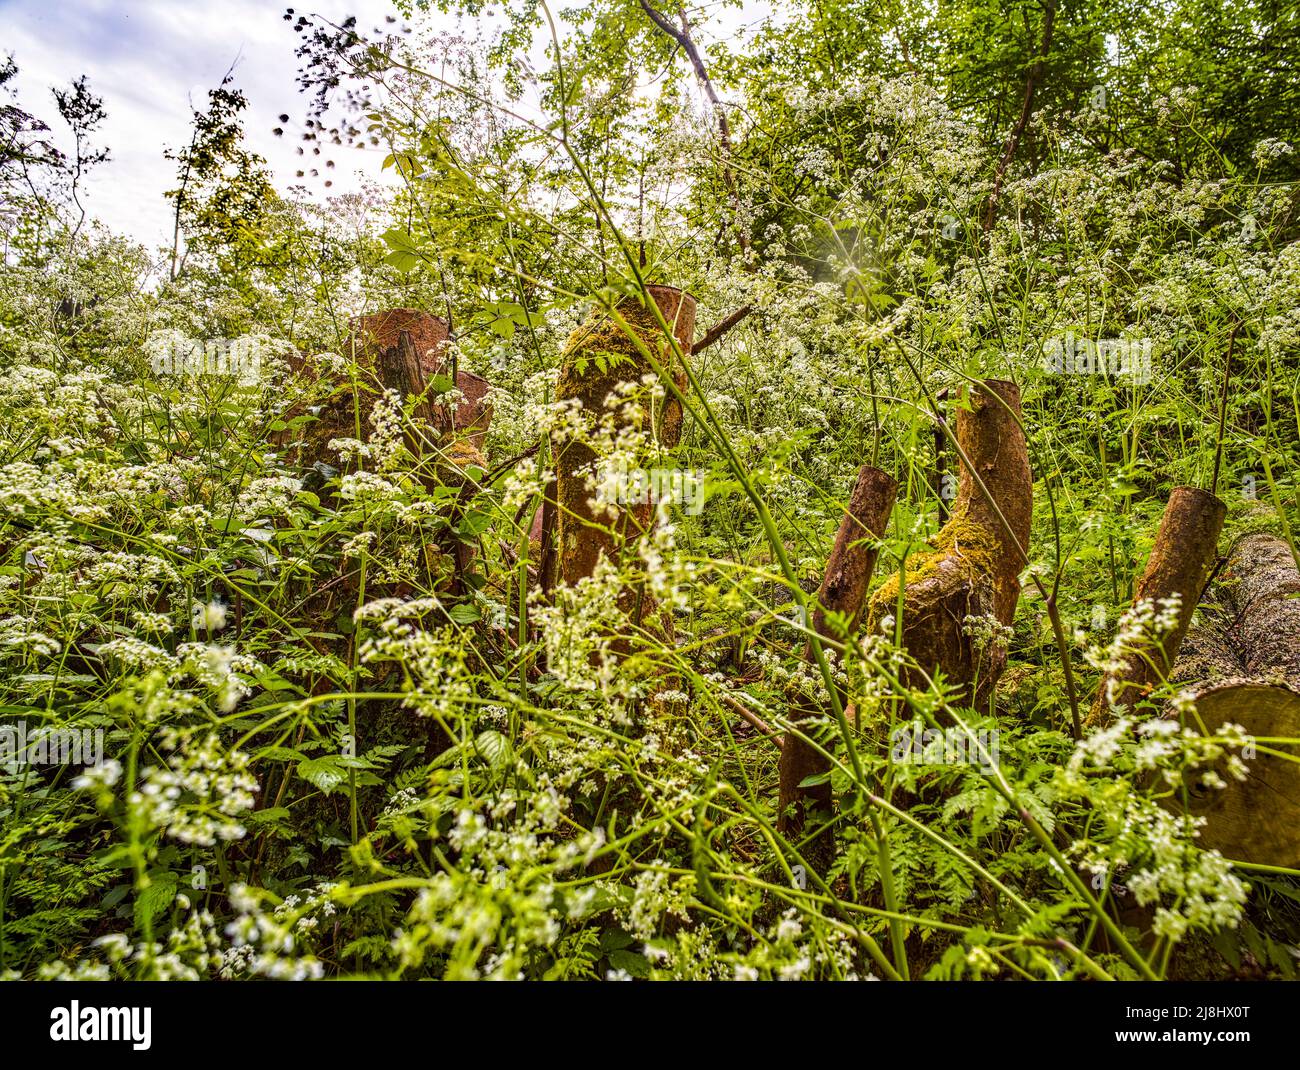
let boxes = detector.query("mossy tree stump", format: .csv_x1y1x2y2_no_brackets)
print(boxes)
865,379,1032,706
552,285,695,603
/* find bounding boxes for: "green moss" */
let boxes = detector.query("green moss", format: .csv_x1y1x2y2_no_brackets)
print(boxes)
557,301,669,403
868,502,1000,616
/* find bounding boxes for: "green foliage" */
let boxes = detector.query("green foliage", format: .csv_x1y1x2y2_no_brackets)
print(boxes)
0,0,1298,982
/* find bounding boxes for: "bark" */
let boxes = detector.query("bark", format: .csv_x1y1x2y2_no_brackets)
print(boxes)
354,308,492,467
1218,532,1300,688
1088,486,1226,726
377,330,434,427
351,308,449,372
428,360,493,464
1164,532,1300,866
1168,593,1240,690
865,380,1032,704
554,285,695,594
278,309,450,471
778,465,897,843
280,308,494,476
693,304,753,353
1171,682,1300,867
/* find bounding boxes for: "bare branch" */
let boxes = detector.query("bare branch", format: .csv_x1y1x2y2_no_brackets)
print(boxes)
693,303,753,352
982,1,1056,233
639,0,750,263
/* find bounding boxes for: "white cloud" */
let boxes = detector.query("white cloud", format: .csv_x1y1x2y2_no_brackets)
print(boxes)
1,0,769,249
1,0,414,247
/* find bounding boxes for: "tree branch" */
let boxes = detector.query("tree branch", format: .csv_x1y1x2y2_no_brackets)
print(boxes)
982,1,1056,233
693,303,752,352
639,0,750,263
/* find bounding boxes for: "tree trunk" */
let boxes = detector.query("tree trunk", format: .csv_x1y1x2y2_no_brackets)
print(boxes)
1171,682,1300,867
865,379,1032,705
778,465,897,846
1218,532,1300,688
553,286,695,593
1165,531,1300,866
1088,486,1226,726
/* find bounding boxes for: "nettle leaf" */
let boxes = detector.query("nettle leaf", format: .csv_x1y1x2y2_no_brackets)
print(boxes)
475,729,512,770
449,602,480,624
457,510,492,537
247,806,292,825
256,745,308,763
606,948,651,978
297,755,348,795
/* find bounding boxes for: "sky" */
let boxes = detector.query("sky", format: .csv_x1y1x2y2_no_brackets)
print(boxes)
1,0,772,251
0,0,419,248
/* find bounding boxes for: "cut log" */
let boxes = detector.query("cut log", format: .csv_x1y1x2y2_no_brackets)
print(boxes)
1164,531,1300,866
1088,486,1226,726
778,465,897,842
1171,682,1300,867
1168,594,1240,690
553,285,695,594
864,379,1032,705
1218,532,1300,689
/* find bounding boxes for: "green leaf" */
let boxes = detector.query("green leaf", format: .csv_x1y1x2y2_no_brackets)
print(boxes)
449,603,480,624
134,872,178,930
606,948,650,978
297,756,348,795
475,729,511,770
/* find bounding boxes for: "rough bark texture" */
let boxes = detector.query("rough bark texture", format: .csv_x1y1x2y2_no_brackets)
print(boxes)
1168,593,1240,689
277,310,448,470
1165,532,1300,866
1173,682,1300,866
1088,486,1226,726
353,309,492,468
554,286,695,593
277,309,494,478
865,380,1032,704
351,308,449,372
377,331,434,422
778,465,897,844
1218,533,1300,688
428,360,493,463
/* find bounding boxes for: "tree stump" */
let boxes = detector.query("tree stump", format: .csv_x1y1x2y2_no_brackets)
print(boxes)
778,465,897,845
1174,682,1300,866
350,308,449,372
552,285,695,595
1088,486,1226,726
865,379,1032,705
